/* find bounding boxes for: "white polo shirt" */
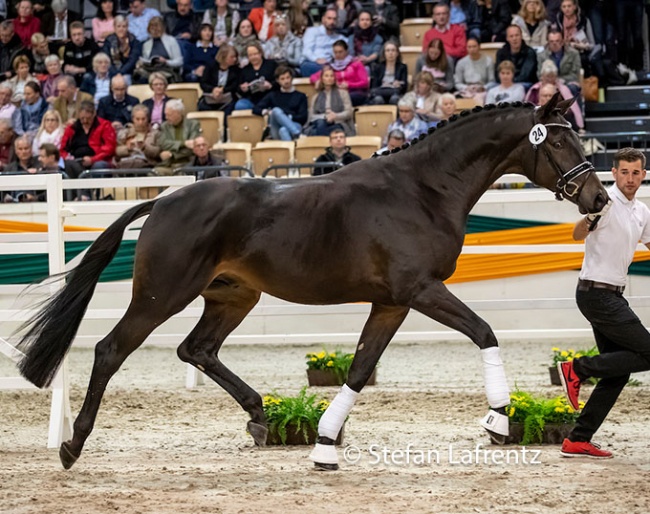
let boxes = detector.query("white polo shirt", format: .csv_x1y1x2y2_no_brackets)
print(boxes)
580,184,650,287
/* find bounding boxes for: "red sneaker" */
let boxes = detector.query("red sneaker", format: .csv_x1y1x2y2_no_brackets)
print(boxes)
560,438,613,459
558,360,581,411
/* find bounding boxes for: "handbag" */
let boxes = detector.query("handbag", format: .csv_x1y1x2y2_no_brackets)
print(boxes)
582,76,598,103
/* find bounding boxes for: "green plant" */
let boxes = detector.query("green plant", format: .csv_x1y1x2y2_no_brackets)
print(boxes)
262,388,331,444
550,345,599,366
306,348,354,382
507,390,582,445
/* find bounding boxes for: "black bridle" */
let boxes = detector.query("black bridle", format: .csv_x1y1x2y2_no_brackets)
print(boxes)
531,120,595,201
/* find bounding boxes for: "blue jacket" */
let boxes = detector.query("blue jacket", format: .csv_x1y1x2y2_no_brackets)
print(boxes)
21,97,48,134
184,43,218,75
97,94,140,125
103,33,142,76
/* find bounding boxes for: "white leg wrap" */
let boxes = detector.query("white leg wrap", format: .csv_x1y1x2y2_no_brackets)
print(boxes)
309,443,339,465
481,347,510,409
317,384,358,440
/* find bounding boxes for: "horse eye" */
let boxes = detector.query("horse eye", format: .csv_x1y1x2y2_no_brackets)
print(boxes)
553,142,562,149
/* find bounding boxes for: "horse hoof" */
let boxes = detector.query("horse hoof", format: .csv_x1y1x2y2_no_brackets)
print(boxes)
485,429,507,445
59,441,79,470
314,462,339,471
247,420,268,447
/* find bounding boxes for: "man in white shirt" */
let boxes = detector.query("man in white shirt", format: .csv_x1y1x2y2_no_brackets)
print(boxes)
558,147,650,459
127,0,161,42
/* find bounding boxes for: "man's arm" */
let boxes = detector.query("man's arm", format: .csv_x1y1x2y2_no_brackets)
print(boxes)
572,216,590,241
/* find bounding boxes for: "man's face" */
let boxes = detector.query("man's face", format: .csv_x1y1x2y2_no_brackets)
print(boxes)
0,125,11,143
18,1,32,18
132,109,148,130
177,0,191,15
39,149,55,167
506,27,522,50
193,137,209,158
112,79,127,101
130,0,145,16
57,81,74,101
548,33,564,53
78,110,94,126
432,6,449,28
321,10,337,31
0,28,13,45
15,140,32,161
0,88,10,106
277,71,292,90
387,136,404,151
71,28,85,46
539,85,556,106
165,106,183,126
613,159,646,200
398,105,415,123
330,131,346,151
263,0,276,12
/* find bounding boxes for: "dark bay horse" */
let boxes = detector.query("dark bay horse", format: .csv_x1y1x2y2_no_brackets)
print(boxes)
16,95,609,470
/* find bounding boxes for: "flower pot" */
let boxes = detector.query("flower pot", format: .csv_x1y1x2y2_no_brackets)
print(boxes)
549,366,562,386
307,368,377,387
504,423,574,445
266,422,345,445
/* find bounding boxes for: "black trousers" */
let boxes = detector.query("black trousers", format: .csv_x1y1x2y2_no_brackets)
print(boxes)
570,286,650,441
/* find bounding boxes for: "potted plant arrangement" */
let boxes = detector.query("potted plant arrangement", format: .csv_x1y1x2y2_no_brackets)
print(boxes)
305,348,377,386
263,388,345,445
549,346,599,385
504,390,582,445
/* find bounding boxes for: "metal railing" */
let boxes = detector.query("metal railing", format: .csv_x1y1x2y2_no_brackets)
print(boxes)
174,165,254,179
580,131,650,170
261,162,343,178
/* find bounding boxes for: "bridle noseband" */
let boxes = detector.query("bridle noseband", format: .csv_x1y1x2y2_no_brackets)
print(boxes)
530,120,595,201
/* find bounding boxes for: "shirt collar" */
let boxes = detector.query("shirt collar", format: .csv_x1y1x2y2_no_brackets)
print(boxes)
610,183,633,206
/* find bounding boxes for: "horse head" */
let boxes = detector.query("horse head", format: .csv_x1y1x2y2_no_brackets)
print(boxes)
526,92,609,214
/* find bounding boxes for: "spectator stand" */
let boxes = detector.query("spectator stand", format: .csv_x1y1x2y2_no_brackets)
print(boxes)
261,162,343,178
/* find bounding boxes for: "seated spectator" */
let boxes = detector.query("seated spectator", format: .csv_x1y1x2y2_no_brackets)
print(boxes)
188,135,225,174
525,59,583,130
496,25,538,88
98,74,140,130
8,55,36,103
313,127,361,175
231,18,258,68
368,39,407,106
368,0,400,42
202,0,240,47
553,0,600,79
385,97,429,144
310,40,369,106
3,135,41,202
63,21,98,86
53,74,94,124
248,0,278,43
299,7,345,77
183,23,217,82
402,71,441,125
134,16,183,84
350,10,382,68
164,0,202,58
234,41,276,110
537,28,581,96
473,0,511,43
156,98,201,174
103,16,143,85
142,71,170,125
38,143,64,173
20,80,47,135
423,2,467,63
128,0,161,43
93,0,117,48
115,103,160,168
0,119,16,170
485,60,526,103
80,53,115,104
304,64,354,136
60,100,117,182
263,15,302,76
0,82,23,134
236,0,263,20
31,109,63,155
40,54,62,101
253,65,307,141
454,37,495,104
328,0,362,37
376,127,405,154
199,44,239,113
416,38,454,93
512,0,550,51
41,0,82,52
14,0,41,49
0,21,30,81
287,0,313,38
449,0,471,29
436,92,457,123
30,33,50,76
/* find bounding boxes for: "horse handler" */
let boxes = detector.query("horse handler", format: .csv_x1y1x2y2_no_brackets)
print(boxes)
559,147,650,459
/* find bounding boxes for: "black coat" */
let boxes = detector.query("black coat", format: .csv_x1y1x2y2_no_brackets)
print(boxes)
40,10,82,39
237,59,277,105
369,61,408,95
200,61,240,97
496,41,538,84
0,34,30,76
313,147,361,175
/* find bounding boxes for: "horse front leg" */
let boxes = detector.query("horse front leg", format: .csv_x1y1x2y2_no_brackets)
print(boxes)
408,280,510,444
310,304,409,470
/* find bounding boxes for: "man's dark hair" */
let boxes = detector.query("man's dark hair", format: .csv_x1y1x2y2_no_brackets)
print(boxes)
614,147,646,169
275,65,293,79
40,143,60,160
329,128,345,139
78,100,96,114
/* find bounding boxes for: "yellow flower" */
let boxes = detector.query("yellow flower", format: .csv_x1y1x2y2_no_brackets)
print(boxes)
507,406,515,417
310,357,317,362
560,351,569,357
318,351,326,359
554,407,564,413
326,360,334,367
551,347,560,352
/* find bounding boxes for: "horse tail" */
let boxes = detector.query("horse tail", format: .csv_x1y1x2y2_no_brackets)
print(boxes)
16,200,159,388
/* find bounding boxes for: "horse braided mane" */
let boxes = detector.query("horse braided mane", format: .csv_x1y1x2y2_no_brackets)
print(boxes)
374,101,536,158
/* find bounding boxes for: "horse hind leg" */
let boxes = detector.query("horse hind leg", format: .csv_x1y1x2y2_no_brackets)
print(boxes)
408,280,510,444
310,304,409,470
176,282,267,445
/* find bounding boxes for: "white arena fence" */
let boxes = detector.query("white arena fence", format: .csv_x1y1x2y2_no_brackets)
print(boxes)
2,172,650,448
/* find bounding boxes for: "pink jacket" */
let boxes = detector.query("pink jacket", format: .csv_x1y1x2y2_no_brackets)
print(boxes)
525,81,584,129
310,60,369,93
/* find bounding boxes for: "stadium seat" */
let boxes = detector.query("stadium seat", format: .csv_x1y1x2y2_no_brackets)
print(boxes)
294,77,318,105
455,98,480,113
295,136,330,167
354,105,397,138
213,142,252,170
227,110,267,144
346,136,382,159
127,84,153,102
400,46,423,78
480,42,504,64
167,83,201,113
252,141,295,177
400,18,432,46
187,111,224,146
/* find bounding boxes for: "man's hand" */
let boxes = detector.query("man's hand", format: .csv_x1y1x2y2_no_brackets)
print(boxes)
585,201,612,231
160,150,172,161
81,156,93,167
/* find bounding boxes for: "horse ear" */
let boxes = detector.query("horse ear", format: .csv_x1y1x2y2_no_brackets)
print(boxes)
538,92,562,120
556,95,578,116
